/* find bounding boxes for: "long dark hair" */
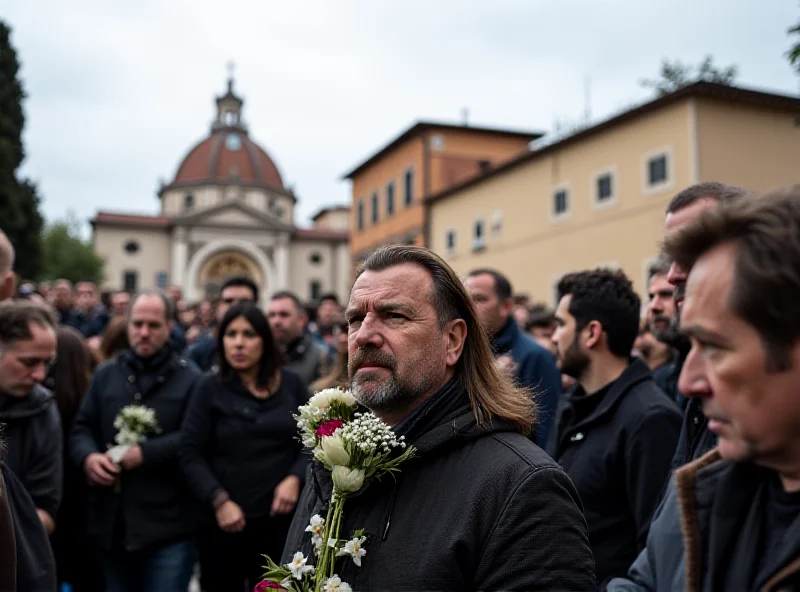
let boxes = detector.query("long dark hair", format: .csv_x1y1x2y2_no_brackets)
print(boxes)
217,302,282,389
46,326,94,429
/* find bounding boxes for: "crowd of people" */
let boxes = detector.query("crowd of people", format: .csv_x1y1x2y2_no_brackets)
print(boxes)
1,180,799,591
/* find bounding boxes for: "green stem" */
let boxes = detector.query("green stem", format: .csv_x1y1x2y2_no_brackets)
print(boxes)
315,496,337,592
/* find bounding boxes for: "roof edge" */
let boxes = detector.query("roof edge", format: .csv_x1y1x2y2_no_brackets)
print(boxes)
427,81,800,205
341,120,545,180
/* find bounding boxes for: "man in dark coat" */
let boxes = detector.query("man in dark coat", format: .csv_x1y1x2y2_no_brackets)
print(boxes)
549,269,681,587
465,268,562,448
71,290,202,591
283,245,595,591
609,186,800,591
0,301,62,536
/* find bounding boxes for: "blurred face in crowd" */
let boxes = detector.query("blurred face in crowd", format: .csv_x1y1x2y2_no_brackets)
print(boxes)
513,305,529,330
167,286,183,304
199,301,214,328
217,285,256,325
223,315,263,375
267,297,306,346
553,295,591,380
0,322,57,397
330,321,349,355
111,291,130,317
664,197,718,312
464,273,512,337
76,282,98,313
128,294,172,358
529,324,557,356
317,299,342,326
679,243,800,465
346,263,465,419
177,302,196,328
636,325,671,369
54,282,73,310
647,273,677,341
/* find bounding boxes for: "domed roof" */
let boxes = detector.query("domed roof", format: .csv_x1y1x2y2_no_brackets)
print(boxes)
170,76,284,190
173,130,284,189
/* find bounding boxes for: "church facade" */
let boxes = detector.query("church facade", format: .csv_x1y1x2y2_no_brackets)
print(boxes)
91,78,350,307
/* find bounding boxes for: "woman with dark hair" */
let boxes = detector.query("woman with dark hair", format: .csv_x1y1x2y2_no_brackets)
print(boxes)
180,302,309,591
45,326,104,591
98,316,129,363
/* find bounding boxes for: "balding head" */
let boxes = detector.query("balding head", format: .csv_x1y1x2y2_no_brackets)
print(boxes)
0,231,16,302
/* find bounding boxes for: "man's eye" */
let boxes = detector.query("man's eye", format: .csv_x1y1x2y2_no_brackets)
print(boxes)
388,313,406,320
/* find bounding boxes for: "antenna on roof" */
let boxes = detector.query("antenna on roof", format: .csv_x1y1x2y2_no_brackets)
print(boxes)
461,107,469,126
584,76,592,124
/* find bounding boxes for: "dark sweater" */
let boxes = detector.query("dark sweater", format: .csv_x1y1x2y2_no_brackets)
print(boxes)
179,370,309,520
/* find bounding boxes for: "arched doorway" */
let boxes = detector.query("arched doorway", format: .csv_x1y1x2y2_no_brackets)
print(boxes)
198,250,264,299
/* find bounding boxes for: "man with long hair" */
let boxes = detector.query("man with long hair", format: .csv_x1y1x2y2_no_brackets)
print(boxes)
282,245,595,590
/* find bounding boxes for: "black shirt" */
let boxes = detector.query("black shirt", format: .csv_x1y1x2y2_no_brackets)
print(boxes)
179,370,310,520
754,474,800,587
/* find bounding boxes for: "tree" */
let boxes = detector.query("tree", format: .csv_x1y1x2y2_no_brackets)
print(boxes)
0,21,44,279
641,55,738,96
40,216,104,283
789,19,800,76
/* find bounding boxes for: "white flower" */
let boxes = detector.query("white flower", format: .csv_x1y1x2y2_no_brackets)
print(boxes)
323,575,353,592
305,514,325,551
285,551,315,580
331,466,365,493
316,435,350,467
306,388,356,413
336,536,367,567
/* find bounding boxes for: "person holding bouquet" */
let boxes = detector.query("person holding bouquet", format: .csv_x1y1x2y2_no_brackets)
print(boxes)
180,302,309,591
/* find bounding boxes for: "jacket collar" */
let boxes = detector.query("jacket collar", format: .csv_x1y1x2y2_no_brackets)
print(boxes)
675,449,800,592
492,317,520,354
566,358,652,433
120,344,174,374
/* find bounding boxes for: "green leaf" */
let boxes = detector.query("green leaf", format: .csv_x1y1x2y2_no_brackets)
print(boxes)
352,528,365,538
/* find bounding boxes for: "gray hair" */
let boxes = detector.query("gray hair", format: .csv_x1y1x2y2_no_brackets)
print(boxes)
0,300,58,348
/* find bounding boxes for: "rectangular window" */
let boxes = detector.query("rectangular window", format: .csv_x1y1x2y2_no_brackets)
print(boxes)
310,280,322,301
472,219,485,251
597,173,613,202
371,192,379,224
404,168,414,206
155,271,168,289
446,230,456,252
123,271,138,293
554,189,569,216
386,181,395,216
648,155,668,186
357,199,364,230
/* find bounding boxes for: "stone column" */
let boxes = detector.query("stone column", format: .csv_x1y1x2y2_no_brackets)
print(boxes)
275,234,290,293
171,227,188,291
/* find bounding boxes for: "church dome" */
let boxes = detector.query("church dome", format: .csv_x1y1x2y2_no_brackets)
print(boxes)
170,77,284,190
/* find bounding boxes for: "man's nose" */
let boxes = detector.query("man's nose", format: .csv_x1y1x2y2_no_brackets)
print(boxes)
31,364,47,383
677,347,711,398
666,261,687,287
353,314,384,350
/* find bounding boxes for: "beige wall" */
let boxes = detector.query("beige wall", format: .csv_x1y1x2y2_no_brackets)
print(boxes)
162,186,294,223
314,209,350,230
429,101,694,303
289,240,349,304
697,98,800,192
93,225,172,292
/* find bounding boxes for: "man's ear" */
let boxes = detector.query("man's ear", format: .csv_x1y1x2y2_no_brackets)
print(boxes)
584,320,604,350
444,318,467,368
500,297,514,317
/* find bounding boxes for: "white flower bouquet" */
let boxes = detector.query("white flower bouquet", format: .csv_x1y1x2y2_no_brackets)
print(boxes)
255,388,416,592
107,404,160,465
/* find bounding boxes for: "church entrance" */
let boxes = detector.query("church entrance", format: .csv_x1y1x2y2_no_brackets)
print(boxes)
197,250,264,299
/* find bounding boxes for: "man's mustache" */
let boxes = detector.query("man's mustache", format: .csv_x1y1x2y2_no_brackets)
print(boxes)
349,348,397,376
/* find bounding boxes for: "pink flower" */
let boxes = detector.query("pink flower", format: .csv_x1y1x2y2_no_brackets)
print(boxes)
254,580,285,591
316,419,344,438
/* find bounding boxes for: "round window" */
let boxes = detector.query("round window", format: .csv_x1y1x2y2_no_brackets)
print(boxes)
124,240,140,254
309,252,323,265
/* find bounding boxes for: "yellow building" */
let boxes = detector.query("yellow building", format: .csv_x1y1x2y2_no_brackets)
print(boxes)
344,122,541,269
427,82,800,304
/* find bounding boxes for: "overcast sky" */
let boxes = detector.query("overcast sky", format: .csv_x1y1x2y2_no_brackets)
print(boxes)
3,0,799,231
